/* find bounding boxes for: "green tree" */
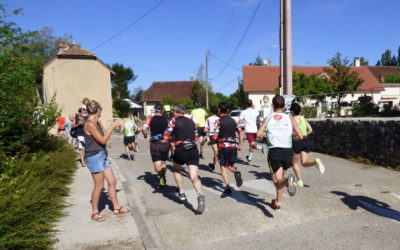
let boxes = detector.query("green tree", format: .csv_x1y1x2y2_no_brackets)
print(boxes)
324,52,364,116
228,80,247,109
110,63,137,99
249,55,264,66
292,72,334,104
377,49,398,66
0,4,61,154
359,57,369,66
384,73,400,83
191,80,206,106
130,87,144,103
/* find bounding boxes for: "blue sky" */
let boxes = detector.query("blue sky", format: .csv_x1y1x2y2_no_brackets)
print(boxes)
5,0,400,95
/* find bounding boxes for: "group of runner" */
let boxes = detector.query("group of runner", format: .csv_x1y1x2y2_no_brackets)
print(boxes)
139,95,325,213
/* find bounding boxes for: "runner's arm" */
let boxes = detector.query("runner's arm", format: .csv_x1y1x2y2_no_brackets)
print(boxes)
306,121,313,135
257,118,267,139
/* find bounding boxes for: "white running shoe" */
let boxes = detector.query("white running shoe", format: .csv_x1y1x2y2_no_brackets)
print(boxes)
315,158,325,174
296,180,304,187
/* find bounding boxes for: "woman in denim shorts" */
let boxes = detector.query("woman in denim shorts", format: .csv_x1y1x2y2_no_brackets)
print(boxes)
84,100,130,222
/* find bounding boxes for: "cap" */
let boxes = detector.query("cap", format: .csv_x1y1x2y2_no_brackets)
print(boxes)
163,105,171,112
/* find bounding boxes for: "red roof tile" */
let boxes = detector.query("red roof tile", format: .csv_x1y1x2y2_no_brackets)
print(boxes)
243,66,385,92
143,81,193,101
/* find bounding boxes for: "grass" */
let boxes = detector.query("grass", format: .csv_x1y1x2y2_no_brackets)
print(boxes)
0,138,77,249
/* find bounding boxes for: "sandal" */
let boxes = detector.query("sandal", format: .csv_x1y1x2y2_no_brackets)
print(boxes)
91,213,106,222
113,206,130,215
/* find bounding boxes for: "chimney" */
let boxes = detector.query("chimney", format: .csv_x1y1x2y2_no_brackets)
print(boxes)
354,57,361,67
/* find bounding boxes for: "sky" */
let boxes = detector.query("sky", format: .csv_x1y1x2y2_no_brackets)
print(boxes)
4,0,400,95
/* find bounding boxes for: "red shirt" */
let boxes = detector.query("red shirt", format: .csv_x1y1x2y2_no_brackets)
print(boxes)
56,116,66,130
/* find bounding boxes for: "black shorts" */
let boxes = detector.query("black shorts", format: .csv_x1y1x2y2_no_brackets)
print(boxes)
267,148,293,174
150,141,170,162
218,147,237,166
209,136,217,145
292,138,312,154
197,127,206,137
173,145,199,166
123,136,135,145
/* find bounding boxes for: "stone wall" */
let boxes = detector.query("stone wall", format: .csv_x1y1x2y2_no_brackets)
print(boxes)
308,118,400,169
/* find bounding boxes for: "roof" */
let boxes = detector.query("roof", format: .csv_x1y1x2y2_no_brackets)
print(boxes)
143,81,193,101
367,66,400,81
243,66,386,92
43,42,114,74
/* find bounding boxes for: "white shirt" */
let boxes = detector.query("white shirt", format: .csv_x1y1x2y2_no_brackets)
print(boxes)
205,116,220,134
265,112,292,149
239,108,259,133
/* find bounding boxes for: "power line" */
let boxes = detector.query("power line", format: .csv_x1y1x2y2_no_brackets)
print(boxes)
209,52,242,72
215,77,238,92
211,0,263,80
91,0,166,51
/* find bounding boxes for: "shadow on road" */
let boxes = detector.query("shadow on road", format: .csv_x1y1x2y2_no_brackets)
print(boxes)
248,170,272,181
137,171,197,214
201,176,273,218
331,191,400,222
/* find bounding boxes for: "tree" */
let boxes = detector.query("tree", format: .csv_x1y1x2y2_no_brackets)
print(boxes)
249,55,264,66
324,52,364,116
359,57,369,66
130,87,143,103
191,80,206,106
228,80,247,109
0,4,61,154
377,49,398,66
292,72,334,104
110,63,137,99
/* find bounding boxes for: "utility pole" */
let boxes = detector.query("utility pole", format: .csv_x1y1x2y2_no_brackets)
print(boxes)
205,50,209,109
280,0,293,95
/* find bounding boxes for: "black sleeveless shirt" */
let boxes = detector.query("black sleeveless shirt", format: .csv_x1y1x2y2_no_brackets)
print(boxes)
174,116,196,142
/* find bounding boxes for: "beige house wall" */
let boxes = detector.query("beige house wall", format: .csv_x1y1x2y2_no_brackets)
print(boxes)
43,58,113,130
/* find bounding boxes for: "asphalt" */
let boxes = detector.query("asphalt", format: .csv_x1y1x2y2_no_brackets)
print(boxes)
54,135,400,249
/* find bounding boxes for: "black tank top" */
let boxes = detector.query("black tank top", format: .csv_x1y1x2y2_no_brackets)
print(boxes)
84,121,107,157
149,115,169,137
218,116,237,139
174,116,195,142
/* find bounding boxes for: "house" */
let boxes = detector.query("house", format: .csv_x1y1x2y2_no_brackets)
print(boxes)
242,65,400,116
142,81,193,116
42,42,114,128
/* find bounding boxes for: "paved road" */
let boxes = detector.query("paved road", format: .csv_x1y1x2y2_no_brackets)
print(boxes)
109,135,400,250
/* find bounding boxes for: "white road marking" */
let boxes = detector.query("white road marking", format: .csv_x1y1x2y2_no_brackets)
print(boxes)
390,192,400,200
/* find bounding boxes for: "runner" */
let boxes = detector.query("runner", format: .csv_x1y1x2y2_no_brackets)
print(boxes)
121,113,138,161
65,114,75,145
163,105,175,160
290,103,325,187
257,95,303,211
142,104,170,188
191,101,207,159
84,100,129,222
72,108,87,167
204,106,220,171
56,116,66,136
212,102,244,194
239,99,265,162
163,103,206,214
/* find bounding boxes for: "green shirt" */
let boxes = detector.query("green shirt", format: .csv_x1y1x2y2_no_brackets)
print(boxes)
295,115,308,136
191,108,206,127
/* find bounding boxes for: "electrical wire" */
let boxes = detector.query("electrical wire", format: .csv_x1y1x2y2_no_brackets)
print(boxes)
209,52,242,72
92,0,166,51
211,0,263,80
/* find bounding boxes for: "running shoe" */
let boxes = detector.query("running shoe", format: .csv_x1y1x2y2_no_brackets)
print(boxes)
270,199,281,211
208,163,215,171
175,190,186,201
246,155,252,163
197,194,205,214
234,171,243,187
261,146,268,158
295,179,304,187
315,158,325,174
223,186,232,195
286,174,296,196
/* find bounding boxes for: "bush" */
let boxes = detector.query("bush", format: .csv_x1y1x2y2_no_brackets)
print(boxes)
352,103,379,117
0,139,77,249
302,106,317,118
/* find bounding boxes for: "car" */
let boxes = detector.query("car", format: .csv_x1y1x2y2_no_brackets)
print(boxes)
229,110,243,128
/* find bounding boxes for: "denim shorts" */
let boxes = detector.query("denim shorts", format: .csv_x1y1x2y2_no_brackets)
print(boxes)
85,151,111,173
